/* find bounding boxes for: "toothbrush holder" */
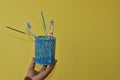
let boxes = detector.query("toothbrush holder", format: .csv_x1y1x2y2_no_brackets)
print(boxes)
35,36,56,65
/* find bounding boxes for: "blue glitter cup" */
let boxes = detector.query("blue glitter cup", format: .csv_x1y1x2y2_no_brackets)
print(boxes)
35,36,56,65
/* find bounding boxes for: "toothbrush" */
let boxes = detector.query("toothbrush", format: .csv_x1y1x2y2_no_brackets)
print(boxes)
25,21,37,37
41,11,48,35
49,20,54,40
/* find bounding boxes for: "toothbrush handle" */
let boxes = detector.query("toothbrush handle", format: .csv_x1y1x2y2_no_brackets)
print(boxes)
50,32,53,40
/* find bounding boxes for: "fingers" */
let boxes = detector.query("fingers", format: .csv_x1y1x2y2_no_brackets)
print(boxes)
39,65,47,73
35,60,57,80
45,60,57,74
28,57,35,71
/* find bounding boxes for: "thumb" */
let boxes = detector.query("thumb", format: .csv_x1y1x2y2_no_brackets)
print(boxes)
28,57,35,71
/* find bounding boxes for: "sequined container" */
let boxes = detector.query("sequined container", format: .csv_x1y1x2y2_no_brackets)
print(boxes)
35,36,56,65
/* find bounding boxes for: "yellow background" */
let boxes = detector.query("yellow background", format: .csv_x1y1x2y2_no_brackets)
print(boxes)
0,0,120,80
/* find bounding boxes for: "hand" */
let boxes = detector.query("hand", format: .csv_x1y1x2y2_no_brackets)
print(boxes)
27,58,57,80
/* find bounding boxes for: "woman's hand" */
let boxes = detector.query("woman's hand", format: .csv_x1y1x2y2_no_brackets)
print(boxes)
26,58,57,80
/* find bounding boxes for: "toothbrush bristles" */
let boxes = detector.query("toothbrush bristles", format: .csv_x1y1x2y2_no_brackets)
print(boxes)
25,21,37,37
25,21,31,28
50,20,54,25
49,20,54,40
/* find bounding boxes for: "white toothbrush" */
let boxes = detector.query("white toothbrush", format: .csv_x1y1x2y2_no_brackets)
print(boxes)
25,21,37,37
49,20,54,40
